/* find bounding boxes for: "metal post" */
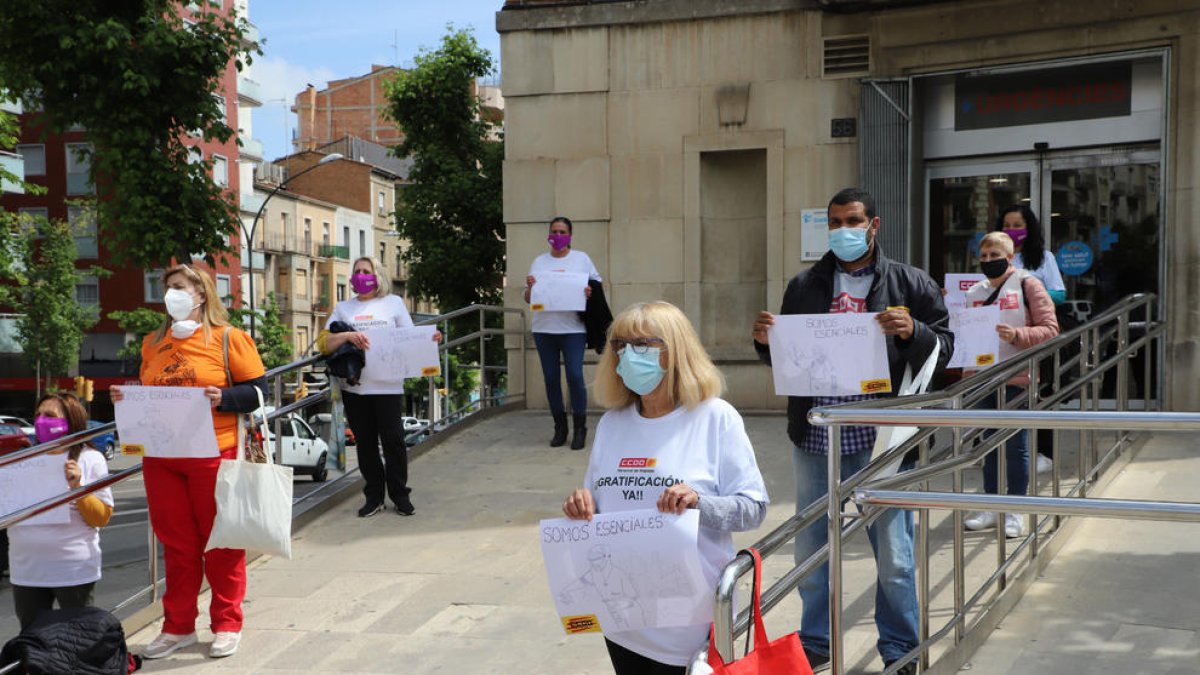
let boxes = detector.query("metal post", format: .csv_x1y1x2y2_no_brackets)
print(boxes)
273,375,284,463
148,522,159,603
1052,347,1062,528
917,436,930,671
1117,313,1129,415
951,395,965,644
1089,325,1101,470
828,426,844,675
995,382,1008,590
1027,355,1039,554
1078,330,1090,498
479,308,487,408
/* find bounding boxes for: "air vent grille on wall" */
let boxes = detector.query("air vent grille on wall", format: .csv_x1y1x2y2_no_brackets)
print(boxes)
823,35,870,78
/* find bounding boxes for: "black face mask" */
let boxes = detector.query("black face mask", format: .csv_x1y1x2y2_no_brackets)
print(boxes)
980,258,1010,279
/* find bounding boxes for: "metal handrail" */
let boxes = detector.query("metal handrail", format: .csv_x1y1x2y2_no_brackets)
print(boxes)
708,293,1164,674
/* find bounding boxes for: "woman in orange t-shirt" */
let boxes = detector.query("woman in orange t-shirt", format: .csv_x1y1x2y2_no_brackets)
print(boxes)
112,264,265,661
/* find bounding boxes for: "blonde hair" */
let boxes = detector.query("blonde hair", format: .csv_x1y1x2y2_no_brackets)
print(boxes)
352,256,392,299
593,302,724,410
980,231,1015,257
151,264,232,344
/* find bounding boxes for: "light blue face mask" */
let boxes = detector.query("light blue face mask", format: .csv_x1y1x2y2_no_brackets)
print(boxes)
616,347,666,396
828,226,872,262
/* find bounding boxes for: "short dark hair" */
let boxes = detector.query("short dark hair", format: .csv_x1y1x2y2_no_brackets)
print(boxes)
828,188,876,219
549,216,573,234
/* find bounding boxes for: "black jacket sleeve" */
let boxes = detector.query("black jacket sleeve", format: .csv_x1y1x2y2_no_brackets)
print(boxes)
895,271,954,376
218,376,268,414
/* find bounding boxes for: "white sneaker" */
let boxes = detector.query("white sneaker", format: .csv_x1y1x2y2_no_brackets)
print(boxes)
1005,513,1024,538
1036,453,1053,474
964,511,996,531
142,632,197,659
210,631,242,658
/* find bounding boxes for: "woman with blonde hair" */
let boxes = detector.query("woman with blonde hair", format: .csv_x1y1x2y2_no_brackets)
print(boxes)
112,264,267,659
320,256,439,518
561,301,769,674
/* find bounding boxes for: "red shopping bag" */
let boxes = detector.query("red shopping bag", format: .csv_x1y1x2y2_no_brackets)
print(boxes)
708,548,813,675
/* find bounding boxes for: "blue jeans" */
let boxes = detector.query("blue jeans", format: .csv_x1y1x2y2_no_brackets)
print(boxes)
979,386,1029,496
793,446,918,663
533,332,588,416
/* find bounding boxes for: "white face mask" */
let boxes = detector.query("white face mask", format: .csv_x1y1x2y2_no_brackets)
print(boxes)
164,288,199,322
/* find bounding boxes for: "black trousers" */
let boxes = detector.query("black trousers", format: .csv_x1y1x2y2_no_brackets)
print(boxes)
12,582,95,631
342,392,410,508
604,638,686,675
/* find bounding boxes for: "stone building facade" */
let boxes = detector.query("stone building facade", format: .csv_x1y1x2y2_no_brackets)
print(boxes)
499,0,1200,411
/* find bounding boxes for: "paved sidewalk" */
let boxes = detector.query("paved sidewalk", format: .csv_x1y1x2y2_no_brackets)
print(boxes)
960,431,1200,674
127,411,804,674
122,412,1200,674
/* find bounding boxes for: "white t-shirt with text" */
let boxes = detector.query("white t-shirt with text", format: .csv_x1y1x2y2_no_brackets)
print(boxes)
528,250,602,334
326,294,415,394
9,449,113,587
583,398,768,666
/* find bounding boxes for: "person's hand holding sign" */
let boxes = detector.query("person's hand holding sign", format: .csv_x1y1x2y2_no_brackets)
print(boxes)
877,306,914,340
657,483,699,515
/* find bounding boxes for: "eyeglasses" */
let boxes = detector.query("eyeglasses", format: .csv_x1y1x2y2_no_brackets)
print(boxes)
609,337,665,355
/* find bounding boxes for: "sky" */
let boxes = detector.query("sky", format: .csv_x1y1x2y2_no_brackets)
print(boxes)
247,0,504,161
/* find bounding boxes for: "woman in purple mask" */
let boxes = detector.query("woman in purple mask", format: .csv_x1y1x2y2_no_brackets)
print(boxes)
524,216,602,450
321,256,440,518
8,392,113,630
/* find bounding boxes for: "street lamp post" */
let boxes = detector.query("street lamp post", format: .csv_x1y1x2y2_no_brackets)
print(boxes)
242,152,343,339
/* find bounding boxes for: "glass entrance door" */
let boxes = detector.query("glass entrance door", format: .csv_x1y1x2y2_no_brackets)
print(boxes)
925,160,1037,283
1041,148,1160,319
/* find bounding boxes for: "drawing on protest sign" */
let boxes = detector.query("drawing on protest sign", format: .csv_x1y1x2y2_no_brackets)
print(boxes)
540,509,709,635
0,454,71,526
530,272,589,312
114,386,219,458
768,313,891,396
944,273,987,310
946,305,1002,369
361,326,441,384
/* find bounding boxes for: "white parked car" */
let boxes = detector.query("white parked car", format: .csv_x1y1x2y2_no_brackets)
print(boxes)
402,417,429,432
0,415,35,443
256,411,330,482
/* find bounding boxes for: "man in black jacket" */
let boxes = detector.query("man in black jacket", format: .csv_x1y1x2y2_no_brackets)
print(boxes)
752,187,952,674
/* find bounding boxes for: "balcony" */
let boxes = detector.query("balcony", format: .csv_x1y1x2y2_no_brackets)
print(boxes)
240,21,260,48
239,137,264,162
240,190,265,214
0,151,24,194
237,76,262,107
318,244,349,260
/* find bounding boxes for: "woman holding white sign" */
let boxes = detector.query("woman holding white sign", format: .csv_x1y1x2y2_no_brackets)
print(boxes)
525,216,601,450
111,264,267,659
963,233,1058,538
320,256,440,519
561,301,769,674
8,392,112,630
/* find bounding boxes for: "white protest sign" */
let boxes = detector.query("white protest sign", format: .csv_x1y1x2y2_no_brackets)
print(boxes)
361,326,441,385
944,273,986,310
947,305,1002,369
540,509,709,635
768,313,892,397
114,386,219,458
530,272,589,312
801,209,829,262
0,454,71,526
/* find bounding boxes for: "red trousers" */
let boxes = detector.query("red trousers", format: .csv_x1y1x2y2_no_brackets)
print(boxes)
143,455,246,634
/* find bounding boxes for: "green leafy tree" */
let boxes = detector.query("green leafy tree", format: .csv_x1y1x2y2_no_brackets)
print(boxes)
12,216,101,393
383,27,503,310
228,292,294,369
0,2,257,266
0,110,45,306
108,307,168,371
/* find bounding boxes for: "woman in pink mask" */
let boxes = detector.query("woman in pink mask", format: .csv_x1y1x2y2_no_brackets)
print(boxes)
524,216,602,450
8,392,113,630
320,256,439,519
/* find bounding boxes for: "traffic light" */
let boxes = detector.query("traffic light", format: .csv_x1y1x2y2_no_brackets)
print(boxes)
84,379,94,402
74,376,85,398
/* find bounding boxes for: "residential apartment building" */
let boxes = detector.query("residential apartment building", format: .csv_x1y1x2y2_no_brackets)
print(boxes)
293,66,405,152
0,1,254,417
273,144,433,315
499,0,1198,411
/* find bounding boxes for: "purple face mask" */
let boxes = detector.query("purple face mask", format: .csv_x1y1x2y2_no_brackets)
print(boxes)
35,415,69,444
548,233,571,251
1006,228,1029,248
350,272,378,295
